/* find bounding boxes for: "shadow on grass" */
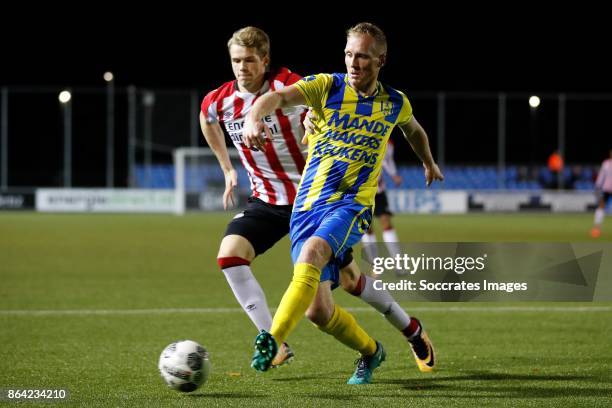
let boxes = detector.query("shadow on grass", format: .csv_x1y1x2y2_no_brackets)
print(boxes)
187,393,267,399
374,370,612,399
300,394,358,401
272,371,348,382
381,372,608,384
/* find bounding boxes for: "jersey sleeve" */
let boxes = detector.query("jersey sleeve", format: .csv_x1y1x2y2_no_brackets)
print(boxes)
285,71,303,86
270,67,303,87
293,74,333,110
201,90,220,124
396,91,413,125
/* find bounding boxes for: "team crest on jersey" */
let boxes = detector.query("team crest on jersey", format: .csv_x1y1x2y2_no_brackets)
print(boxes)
380,100,395,117
224,111,233,120
304,75,316,82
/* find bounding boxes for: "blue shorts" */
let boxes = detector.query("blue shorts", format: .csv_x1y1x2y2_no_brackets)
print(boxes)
289,202,372,289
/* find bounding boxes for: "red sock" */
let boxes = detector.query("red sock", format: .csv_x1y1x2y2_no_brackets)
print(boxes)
217,257,250,269
402,317,421,339
349,274,366,296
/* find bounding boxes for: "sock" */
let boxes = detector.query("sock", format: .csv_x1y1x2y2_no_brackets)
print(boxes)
316,305,377,356
270,263,320,345
351,274,411,332
218,257,272,332
382,228,401,258
595,208,605,226
402,317,422,340
361,232,378,262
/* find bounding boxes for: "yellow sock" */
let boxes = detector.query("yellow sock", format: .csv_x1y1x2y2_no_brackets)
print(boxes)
317,305,377,356
270,263,321,345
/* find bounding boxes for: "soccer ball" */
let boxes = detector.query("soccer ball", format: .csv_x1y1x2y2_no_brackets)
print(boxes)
158,340,211,392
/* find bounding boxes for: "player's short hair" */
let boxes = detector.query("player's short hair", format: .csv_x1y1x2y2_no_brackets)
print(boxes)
227,26,270,60
347,22,387,53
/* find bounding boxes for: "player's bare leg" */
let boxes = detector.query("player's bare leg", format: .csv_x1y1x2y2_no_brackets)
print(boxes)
218,234,255,259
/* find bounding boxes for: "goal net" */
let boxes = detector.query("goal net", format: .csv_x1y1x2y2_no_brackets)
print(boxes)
173,147,251,214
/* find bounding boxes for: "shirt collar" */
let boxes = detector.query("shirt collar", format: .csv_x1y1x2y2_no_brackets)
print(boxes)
344,74,381,98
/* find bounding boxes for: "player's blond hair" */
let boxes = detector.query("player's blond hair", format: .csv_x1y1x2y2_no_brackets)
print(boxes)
347,22,387,53
227,26,270,60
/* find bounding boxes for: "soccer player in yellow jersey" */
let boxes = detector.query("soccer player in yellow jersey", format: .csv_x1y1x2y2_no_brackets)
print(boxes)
243,22,444,384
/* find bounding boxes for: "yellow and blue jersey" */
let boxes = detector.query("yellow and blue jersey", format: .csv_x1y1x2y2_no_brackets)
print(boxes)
293,73,413,212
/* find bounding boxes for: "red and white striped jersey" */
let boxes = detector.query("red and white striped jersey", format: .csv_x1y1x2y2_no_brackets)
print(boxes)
378,140,398,193
595,158,612,192
201,67,307,205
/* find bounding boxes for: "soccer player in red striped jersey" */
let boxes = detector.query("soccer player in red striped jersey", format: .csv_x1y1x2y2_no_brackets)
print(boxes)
591,149,612,238
200,27,429,373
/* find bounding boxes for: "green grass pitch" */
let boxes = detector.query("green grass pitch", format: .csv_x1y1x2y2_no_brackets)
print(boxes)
1,213,611,407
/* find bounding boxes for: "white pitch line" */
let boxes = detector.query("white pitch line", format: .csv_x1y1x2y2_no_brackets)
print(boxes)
0,308,242,316
0,306,611,316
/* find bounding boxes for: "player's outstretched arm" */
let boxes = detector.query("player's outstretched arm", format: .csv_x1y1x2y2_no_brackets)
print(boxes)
399,117,444,186
200,112,238,209
243,86,306,151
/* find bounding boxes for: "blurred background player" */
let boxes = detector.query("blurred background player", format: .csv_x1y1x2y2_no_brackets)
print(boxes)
591,149,612,238
361,138,403,266
547,149,564,189
243,22,443,383
201,26,432,371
